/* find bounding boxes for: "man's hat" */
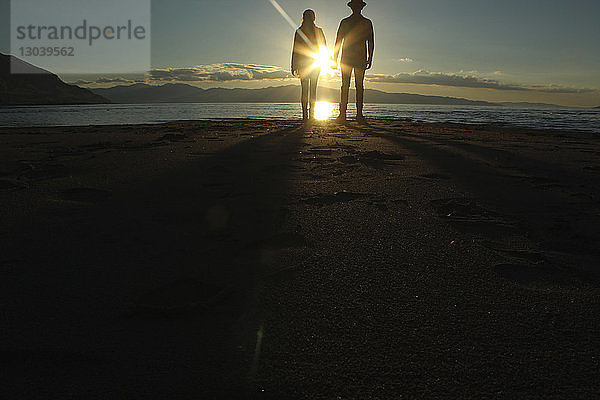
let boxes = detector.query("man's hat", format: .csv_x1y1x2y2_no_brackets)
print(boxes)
347,0,367,8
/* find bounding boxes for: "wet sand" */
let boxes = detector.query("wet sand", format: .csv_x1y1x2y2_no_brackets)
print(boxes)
1,119,599,398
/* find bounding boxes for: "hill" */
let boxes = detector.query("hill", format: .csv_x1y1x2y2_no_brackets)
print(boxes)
92,83,499,106
0,53,108,106
498,101,567,109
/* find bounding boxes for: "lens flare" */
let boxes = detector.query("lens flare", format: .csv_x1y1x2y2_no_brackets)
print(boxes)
267,0,310,43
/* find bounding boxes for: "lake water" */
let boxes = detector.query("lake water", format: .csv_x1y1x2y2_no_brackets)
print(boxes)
1,103,599,133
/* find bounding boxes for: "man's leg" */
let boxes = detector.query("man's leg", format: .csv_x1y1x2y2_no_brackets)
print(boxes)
338,64,352,120
309,71,319,119
354,67,366,119
300,77,309,120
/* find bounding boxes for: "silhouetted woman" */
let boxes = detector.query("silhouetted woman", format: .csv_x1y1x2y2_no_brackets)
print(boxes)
291,9,326,120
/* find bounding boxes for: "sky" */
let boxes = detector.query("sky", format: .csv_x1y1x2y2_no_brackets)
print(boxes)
2,0,599,106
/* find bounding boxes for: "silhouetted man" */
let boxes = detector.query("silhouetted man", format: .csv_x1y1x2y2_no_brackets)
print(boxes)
334,0,374,121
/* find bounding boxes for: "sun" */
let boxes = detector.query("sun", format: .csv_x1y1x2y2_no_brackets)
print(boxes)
313,102,334,120
313,46,336,76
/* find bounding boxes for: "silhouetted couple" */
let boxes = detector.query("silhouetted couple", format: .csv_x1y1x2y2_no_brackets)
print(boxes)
291,0,374,121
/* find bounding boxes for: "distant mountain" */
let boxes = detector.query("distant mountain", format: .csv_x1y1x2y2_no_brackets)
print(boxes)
498,101,566,109
0,53,108,106
93,83,500,106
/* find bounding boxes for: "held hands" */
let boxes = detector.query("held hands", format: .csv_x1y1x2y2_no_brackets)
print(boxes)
329,57,337,70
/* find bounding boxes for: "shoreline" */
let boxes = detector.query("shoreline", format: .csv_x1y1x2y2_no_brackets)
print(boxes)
2,103,599,133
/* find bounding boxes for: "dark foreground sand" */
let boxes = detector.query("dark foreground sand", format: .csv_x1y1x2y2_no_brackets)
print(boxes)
1,120,599,398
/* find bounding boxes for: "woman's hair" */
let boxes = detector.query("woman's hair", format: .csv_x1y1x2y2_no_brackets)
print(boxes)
300,9,317,43
301,9,316,26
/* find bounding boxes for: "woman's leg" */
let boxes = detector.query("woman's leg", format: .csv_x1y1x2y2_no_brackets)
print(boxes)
308,71,319,119
300,77,309,120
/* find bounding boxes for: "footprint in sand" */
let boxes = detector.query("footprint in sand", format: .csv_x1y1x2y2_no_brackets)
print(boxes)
306,148,334,156
430,197,517,236
366,197,410,212
351,150,405,169
298,156,335,164
430,197,489,218
339,155,358,164
392,198,409,206
156,133,187,142
307,163,361,179
301,191,368,207
370,199,388,211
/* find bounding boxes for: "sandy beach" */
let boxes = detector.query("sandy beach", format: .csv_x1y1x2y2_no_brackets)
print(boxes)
1,119,599,398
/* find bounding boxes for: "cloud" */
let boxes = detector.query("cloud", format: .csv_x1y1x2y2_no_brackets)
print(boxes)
394,57,415,63
68,63,294,86
68,63,598,95
524,84,598,94
368,70,598,93
149,63,292,82
71,77,139,86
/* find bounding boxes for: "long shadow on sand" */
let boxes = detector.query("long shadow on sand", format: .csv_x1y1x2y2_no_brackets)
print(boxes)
351,122,600,287
2,123,306,398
